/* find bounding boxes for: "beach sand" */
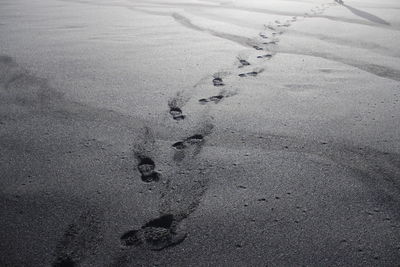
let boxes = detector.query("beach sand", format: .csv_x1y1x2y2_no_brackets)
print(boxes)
1,0,399,266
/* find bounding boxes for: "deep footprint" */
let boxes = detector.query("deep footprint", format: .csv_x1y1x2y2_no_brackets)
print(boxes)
120,214,186,251
169,107,185,121
137,157,160,183
212,77,224,86
253,45,263,51
239,59,250,68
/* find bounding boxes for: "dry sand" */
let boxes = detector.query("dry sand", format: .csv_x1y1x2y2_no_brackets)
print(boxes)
1,0,400,266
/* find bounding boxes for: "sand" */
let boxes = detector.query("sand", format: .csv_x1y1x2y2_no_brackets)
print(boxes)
1,0,399,266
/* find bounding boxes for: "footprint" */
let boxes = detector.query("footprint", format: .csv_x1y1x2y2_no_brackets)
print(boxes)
172,134,205,151
257,54,273,59
185,134,205,145
209,95,224,103
52,210,102,267
120,214,187,251
198,98,209,104
172,141,186,150
265,25,276,31
239,68,264,77
271,31,283,36
276,22,291,27
252,45,264,51
212,77,224,87
198,95,224,104
212,72,228,87
262,40,278,45
198,89,237,105
238,59,250,68
137,156,160,183
168,92,188,121
169,107,185,121
171,122,213,162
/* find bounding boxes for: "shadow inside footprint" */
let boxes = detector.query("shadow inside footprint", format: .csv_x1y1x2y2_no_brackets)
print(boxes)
120,214,186,251
239,59,250,68
198,95,224,104
198,98,209,104
137,157,160,183
209,95,224,103
253,45,263,51
172,141,186,150
239,72,257,77
169,107,185,121
257,54,273,59
52,256,76,267
120,230,143,247
144,214,174,228
239,69,264,78
263,40,278,45
186,134,204,144
212,77,224,86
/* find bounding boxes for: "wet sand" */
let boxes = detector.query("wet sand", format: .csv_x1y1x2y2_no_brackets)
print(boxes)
1,0,400,266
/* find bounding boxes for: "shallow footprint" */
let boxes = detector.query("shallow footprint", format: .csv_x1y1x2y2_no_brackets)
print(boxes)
198,95,224,104
52,210,102,267
239,69,264,77
265,25,276,31
257,54,273,59
198,98,209,105
172,134,205,150
263,40,278,45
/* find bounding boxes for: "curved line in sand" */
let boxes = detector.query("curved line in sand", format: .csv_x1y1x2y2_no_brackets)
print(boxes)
171,13,257,47
290,30,400,59
278,50,400,82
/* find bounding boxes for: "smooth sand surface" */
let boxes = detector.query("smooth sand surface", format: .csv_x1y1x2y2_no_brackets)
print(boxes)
1,0,400,266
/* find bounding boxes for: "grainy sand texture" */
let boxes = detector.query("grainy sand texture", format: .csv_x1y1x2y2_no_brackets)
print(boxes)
1,0,400,266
